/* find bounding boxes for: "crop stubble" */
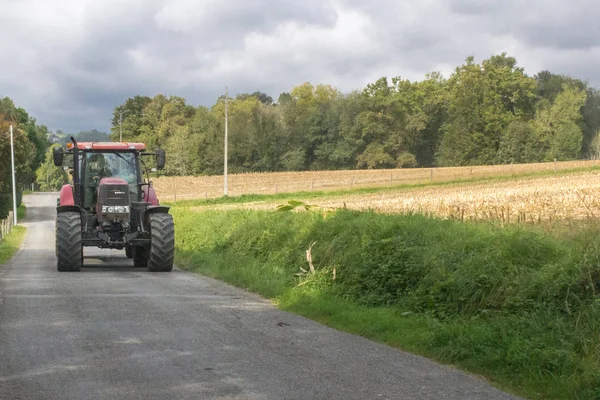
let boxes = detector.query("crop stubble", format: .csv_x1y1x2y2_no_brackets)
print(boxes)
155,160,600,223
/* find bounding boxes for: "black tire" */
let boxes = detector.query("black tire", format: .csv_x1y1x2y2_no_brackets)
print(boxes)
125,246,133,259
56,212,82,272
147,213,175,272
133,246,148,267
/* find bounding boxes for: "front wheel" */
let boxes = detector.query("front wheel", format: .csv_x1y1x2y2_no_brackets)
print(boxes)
56,212,82,272
147,213,175,272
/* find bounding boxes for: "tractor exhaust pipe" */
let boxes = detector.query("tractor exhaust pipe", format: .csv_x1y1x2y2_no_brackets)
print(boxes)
71,136,80,205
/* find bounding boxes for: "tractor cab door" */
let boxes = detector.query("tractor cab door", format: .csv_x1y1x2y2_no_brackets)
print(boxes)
83,152,112,210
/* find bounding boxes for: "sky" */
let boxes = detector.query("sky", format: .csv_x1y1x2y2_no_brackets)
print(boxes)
1,0,599,133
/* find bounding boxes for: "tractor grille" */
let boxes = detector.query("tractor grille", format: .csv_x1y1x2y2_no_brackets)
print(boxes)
98,184,130,206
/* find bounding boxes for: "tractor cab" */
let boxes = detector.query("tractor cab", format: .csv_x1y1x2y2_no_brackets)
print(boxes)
82,150,140,212
52,137,173,272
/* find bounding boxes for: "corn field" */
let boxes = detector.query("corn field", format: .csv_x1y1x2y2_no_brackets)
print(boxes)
191,170,600,224
153,159,600,202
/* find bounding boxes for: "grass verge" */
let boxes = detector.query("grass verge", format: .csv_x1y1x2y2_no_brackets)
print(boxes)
172,207,600,400
0,205,27,264
17,204,26,221
164,165,600,208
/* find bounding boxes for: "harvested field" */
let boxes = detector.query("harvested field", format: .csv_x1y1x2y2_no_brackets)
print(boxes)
191,170,600,224
153,159,600,202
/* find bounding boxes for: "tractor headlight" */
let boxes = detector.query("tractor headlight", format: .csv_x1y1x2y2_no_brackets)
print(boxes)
102,205,129,213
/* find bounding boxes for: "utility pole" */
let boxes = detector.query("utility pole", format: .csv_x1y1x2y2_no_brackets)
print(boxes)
224,87,228,196
10,125,17,225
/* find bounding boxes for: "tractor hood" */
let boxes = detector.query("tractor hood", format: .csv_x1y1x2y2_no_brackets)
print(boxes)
99,177,129,186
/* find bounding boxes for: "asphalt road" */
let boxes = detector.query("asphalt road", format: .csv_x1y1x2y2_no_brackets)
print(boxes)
0,193,521,400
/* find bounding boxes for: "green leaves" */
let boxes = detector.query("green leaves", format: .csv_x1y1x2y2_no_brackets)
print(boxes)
276,200,317,212
35,144,68,191
108,52,597,177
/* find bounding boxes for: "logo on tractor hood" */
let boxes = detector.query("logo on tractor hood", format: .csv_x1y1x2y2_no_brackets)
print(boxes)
113,191,125,195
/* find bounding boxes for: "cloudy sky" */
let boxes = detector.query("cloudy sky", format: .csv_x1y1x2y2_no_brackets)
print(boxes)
1,0,599,133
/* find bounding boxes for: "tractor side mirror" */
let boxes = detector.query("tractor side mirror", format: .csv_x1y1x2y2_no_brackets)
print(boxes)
53,147,64,167
155,149,166,170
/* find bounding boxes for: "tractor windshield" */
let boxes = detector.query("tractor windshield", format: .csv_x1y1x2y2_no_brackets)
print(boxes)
83,151,140,210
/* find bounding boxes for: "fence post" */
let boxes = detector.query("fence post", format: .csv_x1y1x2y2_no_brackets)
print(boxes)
554,158,557,173
310,180,314,192
350,177,354,188
430,169,433,182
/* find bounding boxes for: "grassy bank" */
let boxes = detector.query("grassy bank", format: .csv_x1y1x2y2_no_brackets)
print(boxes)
0,205,27,264
172,206,600,399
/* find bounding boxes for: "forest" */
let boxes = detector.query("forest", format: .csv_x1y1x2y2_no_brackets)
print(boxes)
110,53,600,176
0,97,49,219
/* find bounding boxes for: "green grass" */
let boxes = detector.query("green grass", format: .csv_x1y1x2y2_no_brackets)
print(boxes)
17,204,26,221
164,165,600,208
0,226,26,265
172,207,600,399
0,204,27,264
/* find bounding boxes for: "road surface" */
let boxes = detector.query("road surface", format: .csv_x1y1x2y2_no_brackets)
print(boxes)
0,193,520,400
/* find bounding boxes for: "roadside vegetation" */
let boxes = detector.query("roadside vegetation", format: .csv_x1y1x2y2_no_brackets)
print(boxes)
172,205,600,400
0,205,26,264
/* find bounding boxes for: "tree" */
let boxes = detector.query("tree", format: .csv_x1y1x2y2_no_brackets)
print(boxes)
498,121,541,163
437,54,537,166
74,129,109,142
0,116,35,217
36,144,68,191
532,83,587,161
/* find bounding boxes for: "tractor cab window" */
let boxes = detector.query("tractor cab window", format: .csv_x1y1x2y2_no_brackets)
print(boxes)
83,151,140,210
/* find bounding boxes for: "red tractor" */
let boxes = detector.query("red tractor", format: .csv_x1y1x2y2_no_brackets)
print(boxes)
52,137,174,272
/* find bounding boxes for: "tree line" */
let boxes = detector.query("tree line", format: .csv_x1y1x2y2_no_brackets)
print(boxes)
111,53,600,176
0,97,52,219
0,98,113,219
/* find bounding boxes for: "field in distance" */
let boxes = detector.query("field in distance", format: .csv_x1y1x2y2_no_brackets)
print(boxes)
153,159,599,203
172,168,600,225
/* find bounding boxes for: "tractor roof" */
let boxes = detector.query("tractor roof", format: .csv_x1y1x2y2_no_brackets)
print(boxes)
66,142,146,151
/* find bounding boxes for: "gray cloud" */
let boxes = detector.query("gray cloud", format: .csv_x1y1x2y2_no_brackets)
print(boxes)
0,0,599,133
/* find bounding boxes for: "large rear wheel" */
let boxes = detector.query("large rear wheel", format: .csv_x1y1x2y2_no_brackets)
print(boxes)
56,212,82,272
147,213,175,272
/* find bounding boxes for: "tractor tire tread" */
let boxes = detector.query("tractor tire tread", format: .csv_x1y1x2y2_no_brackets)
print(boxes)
56,212,82,272
147,213,175,272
